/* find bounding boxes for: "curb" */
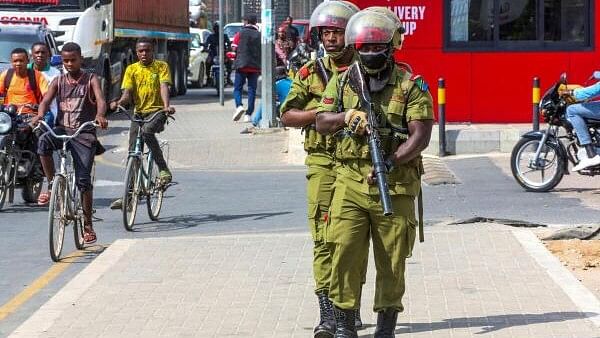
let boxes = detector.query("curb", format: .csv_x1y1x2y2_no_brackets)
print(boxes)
512,229,600,328
9,240,136,338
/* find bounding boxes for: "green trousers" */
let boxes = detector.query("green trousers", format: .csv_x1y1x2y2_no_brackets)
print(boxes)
326,174,416,312
306,164,337,294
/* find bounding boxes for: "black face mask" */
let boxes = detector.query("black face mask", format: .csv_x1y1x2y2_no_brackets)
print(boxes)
358,49,390,74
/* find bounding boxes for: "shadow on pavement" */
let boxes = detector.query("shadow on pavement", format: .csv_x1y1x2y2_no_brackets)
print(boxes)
0,204,46,213
58,245,107,264
131,211,292,233
393,312,597,335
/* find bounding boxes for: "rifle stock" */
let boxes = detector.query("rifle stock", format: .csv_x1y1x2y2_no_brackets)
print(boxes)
347,62,394,216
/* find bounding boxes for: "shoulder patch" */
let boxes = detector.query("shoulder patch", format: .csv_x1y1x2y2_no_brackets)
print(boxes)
299,65,311,80
322,97,334,105
411,75,429,92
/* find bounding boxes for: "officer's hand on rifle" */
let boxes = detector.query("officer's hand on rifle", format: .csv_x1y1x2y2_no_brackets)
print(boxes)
366,158,395,185
344,109,368,135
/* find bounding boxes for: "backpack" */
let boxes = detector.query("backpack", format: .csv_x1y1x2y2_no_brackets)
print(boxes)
3,68,42,104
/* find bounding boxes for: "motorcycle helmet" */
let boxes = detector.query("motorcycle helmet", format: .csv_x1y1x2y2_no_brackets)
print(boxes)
345,11,397,48
346,11,398,74
363,6,405,48
309,1,359,33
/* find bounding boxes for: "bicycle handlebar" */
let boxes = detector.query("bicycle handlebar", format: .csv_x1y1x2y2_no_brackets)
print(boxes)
36,121,98,141
115,105,168,124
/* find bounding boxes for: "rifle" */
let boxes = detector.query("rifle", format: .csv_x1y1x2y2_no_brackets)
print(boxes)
347,61,394,216
314,57,330,87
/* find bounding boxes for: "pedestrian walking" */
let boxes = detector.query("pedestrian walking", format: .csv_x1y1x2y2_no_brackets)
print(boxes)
279,2,362,337
231,14,261,123
240,66,291,134
315,9,434,338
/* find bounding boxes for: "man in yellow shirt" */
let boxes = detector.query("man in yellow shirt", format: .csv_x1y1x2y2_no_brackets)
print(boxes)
0,48,49,114
109,38,175,209
112,38,174,174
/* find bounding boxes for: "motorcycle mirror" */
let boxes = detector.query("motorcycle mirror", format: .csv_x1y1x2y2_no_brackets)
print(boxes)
4,104,17,116
559,72,567,84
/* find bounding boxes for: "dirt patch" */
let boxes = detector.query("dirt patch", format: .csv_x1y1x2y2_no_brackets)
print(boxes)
543,239,600,300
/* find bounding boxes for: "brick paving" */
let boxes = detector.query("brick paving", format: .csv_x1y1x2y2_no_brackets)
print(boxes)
99,95,289,170
10,224,600,337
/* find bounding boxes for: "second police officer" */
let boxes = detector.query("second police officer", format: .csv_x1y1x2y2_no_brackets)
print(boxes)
279,2,363,337
316,8,434,338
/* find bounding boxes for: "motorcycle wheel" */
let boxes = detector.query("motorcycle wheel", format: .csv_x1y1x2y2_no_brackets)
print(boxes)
511,137,565,192
22,177,43,203
0,154,8,210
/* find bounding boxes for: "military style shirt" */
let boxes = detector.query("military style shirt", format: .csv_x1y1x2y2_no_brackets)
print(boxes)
316,64,434,196
280,55,353,167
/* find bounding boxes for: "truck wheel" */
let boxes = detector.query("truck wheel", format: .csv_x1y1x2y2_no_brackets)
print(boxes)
178,52,187,96
168,51,180,97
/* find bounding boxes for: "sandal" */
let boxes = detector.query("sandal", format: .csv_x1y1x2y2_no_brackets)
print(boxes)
83,226,97,244
37,192,50,206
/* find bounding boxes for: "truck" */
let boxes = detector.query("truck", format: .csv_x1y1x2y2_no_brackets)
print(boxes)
0,0,191,99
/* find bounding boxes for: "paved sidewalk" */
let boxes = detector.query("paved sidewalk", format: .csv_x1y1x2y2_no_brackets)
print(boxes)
99,94,289,170
10,224,600,337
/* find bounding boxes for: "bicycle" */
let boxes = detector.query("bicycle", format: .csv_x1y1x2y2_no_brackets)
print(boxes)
116,106,172,231
36,120,97,262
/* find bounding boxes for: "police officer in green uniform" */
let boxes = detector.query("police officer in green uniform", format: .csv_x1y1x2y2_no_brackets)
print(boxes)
315,9,434,338
279,2,360,337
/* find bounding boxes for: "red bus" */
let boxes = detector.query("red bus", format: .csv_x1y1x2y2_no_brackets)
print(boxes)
347,0,595,123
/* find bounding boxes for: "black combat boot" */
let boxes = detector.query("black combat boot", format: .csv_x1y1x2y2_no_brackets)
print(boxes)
314,293,335,338
333,306,357,338
354,308,362,329
374,308,398,338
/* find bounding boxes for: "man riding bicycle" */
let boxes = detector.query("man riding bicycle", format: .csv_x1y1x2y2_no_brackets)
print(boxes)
109,38,175,210
31,42,108,244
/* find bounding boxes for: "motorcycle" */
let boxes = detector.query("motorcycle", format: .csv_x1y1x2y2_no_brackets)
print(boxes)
0,104,44,209
209,51,236,96
287,42,312,77
511,72,600,192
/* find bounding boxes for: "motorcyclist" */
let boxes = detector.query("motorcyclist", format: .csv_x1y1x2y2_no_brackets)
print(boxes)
0,48,49,203
205,21,232,86
561,78,600,171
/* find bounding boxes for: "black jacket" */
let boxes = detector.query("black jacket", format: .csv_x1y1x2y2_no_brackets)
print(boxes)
234,25,261,70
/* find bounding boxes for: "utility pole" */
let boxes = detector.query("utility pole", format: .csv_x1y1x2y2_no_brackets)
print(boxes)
260,0,276,127
218,0,225,105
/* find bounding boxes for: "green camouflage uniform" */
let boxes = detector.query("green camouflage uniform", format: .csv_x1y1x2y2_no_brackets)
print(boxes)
280,55,348,294
316,64,433,312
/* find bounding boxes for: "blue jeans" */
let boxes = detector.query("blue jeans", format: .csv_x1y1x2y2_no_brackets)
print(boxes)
233,71,259,115
566,101,600,145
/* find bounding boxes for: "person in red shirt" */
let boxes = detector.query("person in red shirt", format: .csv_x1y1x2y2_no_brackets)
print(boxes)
231,15,261,123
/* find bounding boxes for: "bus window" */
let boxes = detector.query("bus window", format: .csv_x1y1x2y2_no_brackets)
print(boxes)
447,0,591,50
499,0,536,41
544,0,587,42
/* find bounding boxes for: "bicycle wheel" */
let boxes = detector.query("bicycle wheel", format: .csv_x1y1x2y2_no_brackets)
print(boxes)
48,176,67,262
146,161,164,221
122,158,140,231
